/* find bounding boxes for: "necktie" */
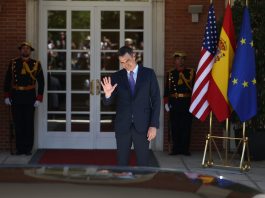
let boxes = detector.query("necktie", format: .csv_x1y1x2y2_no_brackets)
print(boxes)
129,71,135,95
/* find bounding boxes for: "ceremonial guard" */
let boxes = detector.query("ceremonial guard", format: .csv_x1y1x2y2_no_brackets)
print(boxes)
3,42,44,155
164,52,195,156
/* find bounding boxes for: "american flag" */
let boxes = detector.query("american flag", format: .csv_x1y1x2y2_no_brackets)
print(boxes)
189,4,218,121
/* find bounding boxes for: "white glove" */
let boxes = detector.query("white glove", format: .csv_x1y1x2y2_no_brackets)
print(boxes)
34,100,40,107
4,98,11,105
165,103,170,112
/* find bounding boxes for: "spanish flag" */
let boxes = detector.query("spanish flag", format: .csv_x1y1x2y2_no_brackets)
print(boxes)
207,2,236,122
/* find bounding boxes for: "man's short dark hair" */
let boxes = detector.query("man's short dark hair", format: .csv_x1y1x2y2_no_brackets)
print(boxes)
117,46,133,57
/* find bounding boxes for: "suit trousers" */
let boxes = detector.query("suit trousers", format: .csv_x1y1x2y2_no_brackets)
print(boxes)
116,124,150,166
170,108,192,154
11,104,35,153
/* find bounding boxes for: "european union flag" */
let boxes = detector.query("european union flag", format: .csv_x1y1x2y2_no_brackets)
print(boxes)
228,7,257,122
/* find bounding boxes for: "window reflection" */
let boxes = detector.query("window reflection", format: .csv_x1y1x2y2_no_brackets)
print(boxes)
125,11,143,29
48,31,66,70
124,32,144,65
48,93,66,111
72,11,90,29
72,32,90,50
47,51,66,70
48,114,66,132
72,73,90,91
125,32,143,50
47,31,66,49
45,6,147,135
101,11,120,29
72,94,90,111
71,114,90,132
135,51,144,65
72,52,90,70
48,11,66,29
101,32,119,50
101,53,119,71
71,32,90,70
100,114,115,132
47,72,66,91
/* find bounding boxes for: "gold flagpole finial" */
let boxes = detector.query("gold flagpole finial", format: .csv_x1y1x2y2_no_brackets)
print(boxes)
210,0,213,4
246,0,249,7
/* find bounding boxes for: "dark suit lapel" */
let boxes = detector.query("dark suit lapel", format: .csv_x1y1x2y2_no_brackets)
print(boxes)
134,66,144,97
121,69,131,94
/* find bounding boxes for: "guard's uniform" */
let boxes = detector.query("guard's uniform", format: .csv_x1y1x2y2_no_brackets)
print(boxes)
4,57,44,154
164,67,194,155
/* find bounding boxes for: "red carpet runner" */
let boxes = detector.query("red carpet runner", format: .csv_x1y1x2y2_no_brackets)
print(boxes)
38,149,137,166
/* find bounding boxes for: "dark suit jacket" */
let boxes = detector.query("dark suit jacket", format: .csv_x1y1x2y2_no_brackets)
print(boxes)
103,66,161,134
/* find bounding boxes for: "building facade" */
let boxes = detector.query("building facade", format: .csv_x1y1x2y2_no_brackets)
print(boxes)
0,0,227,151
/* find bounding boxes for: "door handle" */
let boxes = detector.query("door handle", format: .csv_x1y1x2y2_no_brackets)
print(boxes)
90,79,95,95
96,79,101,95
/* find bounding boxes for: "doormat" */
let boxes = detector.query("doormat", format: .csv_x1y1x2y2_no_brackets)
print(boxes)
29,149,159,167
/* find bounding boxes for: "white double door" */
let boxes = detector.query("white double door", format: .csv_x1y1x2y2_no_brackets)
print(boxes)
37,1,151,149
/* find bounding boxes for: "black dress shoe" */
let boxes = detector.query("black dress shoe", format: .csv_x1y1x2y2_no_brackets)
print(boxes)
15,151,23,155
183,152,191,156
169,151,179,155
25,151,32,156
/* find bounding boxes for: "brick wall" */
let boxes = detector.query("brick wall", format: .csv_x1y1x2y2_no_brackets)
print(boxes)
164,0,225,152
0,1,26,150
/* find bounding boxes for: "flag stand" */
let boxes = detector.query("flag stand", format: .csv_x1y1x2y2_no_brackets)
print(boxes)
202,114,251,172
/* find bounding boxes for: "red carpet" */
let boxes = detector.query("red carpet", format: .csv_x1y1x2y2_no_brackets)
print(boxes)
38,149,137,166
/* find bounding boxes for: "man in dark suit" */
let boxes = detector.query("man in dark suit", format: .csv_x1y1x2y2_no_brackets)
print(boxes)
101,46,161,166
3,42,44,155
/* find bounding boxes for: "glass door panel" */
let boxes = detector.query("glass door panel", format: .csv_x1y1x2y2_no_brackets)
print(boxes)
99,10,120,133
40,1,150,149
47,114,66,131
70,10,91,132
125,11,143,29
47,10,67,132
71,114,90,132
101,11,120,29
124,11,144,65
71,73,90,90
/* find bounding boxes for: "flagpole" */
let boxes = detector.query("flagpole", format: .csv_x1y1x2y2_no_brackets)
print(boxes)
240,122,246,169
242,122,245,139
200,2,217,168
209,112,213,163
246,0,248,7
225,118,229,165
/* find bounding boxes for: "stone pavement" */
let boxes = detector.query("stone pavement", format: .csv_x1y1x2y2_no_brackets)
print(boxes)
0,150,265,193
154,151,265,193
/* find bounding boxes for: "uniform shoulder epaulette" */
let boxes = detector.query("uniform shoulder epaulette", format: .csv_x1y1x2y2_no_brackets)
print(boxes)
168,69,175,74
10,57,20,62
31,59,41,67
9,57,19,65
